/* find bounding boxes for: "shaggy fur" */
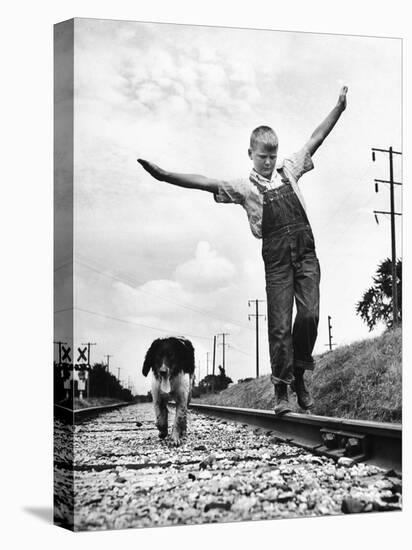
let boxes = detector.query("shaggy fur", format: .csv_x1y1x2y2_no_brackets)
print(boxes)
142,337,195,446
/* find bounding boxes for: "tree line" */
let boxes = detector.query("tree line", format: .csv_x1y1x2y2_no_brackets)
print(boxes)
54,362,134,404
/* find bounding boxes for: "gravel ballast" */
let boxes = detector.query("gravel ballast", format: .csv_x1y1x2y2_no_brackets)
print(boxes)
54,403,402,531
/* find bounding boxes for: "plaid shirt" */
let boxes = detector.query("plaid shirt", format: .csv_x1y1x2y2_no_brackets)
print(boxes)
213,147,314,239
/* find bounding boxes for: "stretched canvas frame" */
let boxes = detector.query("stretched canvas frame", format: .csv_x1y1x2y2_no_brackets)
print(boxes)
54,18,402,531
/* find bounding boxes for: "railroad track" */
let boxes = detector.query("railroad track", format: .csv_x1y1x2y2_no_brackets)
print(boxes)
54,403,402,530
189,403,402,472
54,402,133,422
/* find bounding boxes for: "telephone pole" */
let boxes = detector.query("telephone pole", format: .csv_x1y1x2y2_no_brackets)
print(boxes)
212,336,217,374
205,352,210,376
103,355,112,397
248,299,266,378
81,342,96,365
324,316,337,352
81,342,96,398
372,146,402,327
212,335,217,392
104,354,112,372
217,333,229,372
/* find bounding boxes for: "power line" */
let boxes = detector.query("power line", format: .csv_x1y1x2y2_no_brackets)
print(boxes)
54,260,73,272
54,307,73,314
56,306,250,362
75,306,213,342
75,257,253,332
228,344,253,357
313,162,379,240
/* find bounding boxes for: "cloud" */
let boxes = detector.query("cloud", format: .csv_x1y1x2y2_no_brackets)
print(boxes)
69,19,402,393
174,241,237,292
75,19,264,123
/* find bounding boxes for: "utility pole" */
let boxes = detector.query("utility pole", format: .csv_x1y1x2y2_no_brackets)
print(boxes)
81,342,96,398
81,342,96,365
324,316,337,352
212,335,217,392
248,299,266,378
217,333,229,372
212,336,217,376
372,146,402,327
104,354,112,372
205,352,210,392
197,361,201,385
117,367,122,381
103,355,112,397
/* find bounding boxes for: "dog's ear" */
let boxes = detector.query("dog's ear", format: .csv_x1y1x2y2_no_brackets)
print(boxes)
142,339,160,377
179,339,195,375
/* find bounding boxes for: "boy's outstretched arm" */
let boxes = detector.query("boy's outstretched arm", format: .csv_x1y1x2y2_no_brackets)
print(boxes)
137,159,219,194
305,86,348,156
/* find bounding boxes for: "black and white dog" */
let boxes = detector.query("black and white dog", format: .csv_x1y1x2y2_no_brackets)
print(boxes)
142,337,195,446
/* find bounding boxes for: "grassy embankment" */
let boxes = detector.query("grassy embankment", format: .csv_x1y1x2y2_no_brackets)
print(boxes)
195,327,401,423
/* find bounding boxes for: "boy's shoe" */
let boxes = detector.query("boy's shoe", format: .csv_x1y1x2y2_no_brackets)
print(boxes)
291,372,314,410
273,383,292,415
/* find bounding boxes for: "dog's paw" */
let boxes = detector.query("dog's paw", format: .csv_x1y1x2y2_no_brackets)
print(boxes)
170,431,182,447
158,430,168,439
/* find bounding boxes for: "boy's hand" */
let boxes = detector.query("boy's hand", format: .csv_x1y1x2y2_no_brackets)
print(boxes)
137,159,166,181
338,86,348,111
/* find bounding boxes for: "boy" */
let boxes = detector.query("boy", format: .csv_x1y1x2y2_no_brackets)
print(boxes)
138,86,348,414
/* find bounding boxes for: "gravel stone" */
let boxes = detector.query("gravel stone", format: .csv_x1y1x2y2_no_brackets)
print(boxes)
53,403,402,531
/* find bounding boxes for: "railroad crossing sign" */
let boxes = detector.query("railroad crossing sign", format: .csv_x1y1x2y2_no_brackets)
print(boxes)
74,346,90,396
61,346,71,362
77,346,88,363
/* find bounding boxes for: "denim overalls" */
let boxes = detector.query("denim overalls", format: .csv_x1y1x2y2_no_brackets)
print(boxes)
261,179,320,385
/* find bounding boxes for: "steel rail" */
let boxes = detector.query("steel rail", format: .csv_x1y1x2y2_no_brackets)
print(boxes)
54,402,133,422
189,403,401,472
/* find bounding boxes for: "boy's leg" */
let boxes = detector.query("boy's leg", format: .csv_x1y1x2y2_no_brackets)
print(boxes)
266,264,294,413
266,266,294,384
292,251,320,409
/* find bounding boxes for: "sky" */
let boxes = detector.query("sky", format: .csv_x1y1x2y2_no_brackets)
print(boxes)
54,18,402,394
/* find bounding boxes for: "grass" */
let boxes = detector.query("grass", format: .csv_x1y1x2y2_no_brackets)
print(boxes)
195,327,402,423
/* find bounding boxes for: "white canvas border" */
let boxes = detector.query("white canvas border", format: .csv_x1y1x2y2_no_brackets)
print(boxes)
1,0,410,548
